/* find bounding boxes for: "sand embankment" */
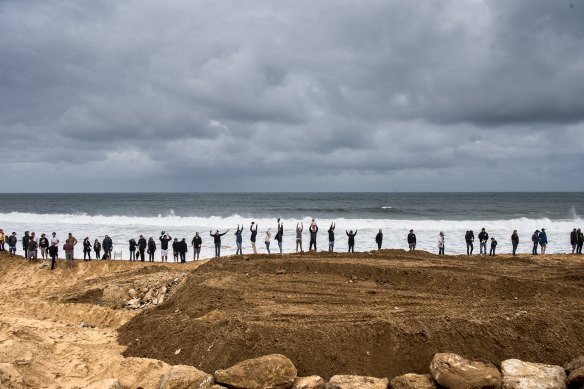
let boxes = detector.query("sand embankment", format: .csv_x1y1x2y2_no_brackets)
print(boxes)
1,250,584,387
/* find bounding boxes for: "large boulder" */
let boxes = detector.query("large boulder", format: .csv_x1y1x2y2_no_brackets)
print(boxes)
85,378,122,389
0,363,23,389
160,365,215,389
501,359,566,389
390,373,438,389
110,357,171,389
567,367,584,387
292,375,325,389
324,375,389,389
214,354,297,389
565,356,584,375
429,353,501,389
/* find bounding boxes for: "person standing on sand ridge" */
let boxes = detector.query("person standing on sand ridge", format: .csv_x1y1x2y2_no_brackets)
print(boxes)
407,230,416,251
571,228,578,254
192,232,202,260
250,222,258,254
235,225,244,255
328,222,335,252
275,219,284,254
478,228,488,255
346,229,358,253
511,230,519,255
210,229,229,257
309,221,318,251
159,232,172,262
296,222,303,253
438,232,445,255
531,230,539,255
264,228,272,254
375,229,383,250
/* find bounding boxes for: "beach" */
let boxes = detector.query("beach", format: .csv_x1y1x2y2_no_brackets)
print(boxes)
1,249,583,387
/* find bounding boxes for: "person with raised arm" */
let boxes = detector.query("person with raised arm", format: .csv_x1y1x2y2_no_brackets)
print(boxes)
250,222,258,254
328,222,336,252
159,232,172,262
210,229,229,257
235,224,244,255
275,219,283,254
309,220,318,251
296,222,303,253
346,229,358,253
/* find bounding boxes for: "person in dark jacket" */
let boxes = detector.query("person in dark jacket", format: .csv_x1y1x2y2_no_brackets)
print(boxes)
250,222,258,254
129,238,137,261
511,230,519,255
22,231,30,259
538,228,548,255
39,233,49,260
275,220,284,254
407,230,416,251
28,233,38,261
93,239,101,260
147,237,156,261
346,230,358,253
191,232,202,260
465,230,474,255
83,237,92,261
531,230,539,255
571,228,578,254
577,228,584,255
478,228,488,255
235,225,244,255
210,230,229,257
137,235,147,261
489,237,498,256
102,235,112,259
328,223,335,252
159,232,172,262
48,243,58,270
309,223,319,251
7,232,17,256
172,238,179,262
375,229,383,250
178,238,188,263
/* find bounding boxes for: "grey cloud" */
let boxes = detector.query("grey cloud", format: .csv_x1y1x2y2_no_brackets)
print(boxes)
0,0,583,192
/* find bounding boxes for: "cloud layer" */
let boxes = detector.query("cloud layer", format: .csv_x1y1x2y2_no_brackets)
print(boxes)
1,0,583,191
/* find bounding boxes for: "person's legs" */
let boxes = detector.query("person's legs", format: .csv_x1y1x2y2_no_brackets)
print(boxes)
532,243,538,255
265,242,270,254
278,241,282,254
512,243,517,255
50,253,56,270
329,241,334,252
541,244,546,255
251,242,257,254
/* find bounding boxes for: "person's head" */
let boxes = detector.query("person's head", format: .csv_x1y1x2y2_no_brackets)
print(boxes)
379,229,382,233
491,237,494,240
215,230,219,234
574,228,577,231
181,238,185,242
174,238,177,242
535,230,539,233
410,229,413,233
578,228,582,232
251,221,255,225
481,228,485,231
541,228,545,232
95,239,98,243
349,230,353,234
52,232,56,237
440,231,444,236
41,233,46,237
25,231,29,235
68,233,72,237
195,232,199,237
12,232,16,236
31,232,35,237
513,230,517,234
139,234,144,238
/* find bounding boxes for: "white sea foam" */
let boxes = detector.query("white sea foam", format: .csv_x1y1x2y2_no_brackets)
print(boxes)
0,212,581,259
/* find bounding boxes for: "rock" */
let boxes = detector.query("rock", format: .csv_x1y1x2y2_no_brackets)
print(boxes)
126,297,142,309
276,269,287,275
160,365,215,389
153,297,159,305
86,378,122,389
0,363,24,388
292,375,325,389
144,289,153,303
567,367,584,387
140,286,150,293
214,354,297,389
429,353,501,389
210,385,228,389
565,356,584,374
390,373,438,389
111,357,171,389
501,359,566,389
128,288,137,298
80,322,96,328
325,375,388,389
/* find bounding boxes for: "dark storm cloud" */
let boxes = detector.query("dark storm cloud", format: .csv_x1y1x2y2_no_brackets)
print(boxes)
0,0,583,192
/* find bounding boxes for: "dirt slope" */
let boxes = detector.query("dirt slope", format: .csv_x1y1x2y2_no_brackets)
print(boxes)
118,250,584,379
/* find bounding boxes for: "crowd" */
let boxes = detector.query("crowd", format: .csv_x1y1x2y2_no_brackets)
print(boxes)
0,222,583,270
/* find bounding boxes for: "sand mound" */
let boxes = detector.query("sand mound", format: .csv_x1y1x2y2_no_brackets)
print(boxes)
118,250,584,379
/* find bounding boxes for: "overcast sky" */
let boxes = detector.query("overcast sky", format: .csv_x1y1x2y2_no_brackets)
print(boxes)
1,0,583,192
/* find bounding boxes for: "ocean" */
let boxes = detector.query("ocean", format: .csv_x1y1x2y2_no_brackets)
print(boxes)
0,192,582,259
